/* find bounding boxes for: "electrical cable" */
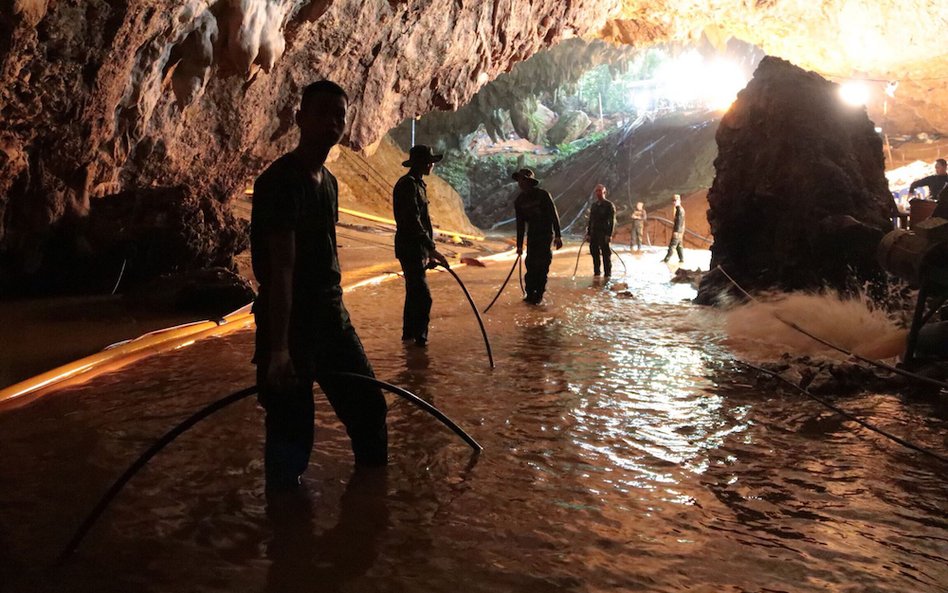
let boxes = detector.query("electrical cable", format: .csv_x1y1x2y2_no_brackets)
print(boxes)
58,373,482,562
436,264,495,368
572,237,587,278
737,360,948,466
482,255,521,313
717,265,948,391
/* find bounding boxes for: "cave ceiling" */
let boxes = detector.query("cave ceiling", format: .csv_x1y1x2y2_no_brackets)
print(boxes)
1,0,946,252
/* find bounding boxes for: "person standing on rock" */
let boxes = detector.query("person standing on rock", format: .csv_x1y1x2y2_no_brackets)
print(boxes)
250,80,388,491
908,159,948,200
513,169,563,304
630,201,647,252
393,145,450,347
585,184,616,277
662,194,685,264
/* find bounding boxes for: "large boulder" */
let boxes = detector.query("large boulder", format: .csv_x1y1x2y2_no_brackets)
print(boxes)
509,96,557,145
697,56,893,304
547,110,592,146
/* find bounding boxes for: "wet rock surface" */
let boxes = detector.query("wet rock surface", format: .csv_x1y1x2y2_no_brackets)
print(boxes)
125,267,255,315
698,57,893,304
0,186,248,297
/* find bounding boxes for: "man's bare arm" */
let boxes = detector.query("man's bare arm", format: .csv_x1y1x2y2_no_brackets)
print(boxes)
267,230,296,389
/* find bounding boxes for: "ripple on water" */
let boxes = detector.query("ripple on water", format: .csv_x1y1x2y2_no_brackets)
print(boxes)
0,251,946,592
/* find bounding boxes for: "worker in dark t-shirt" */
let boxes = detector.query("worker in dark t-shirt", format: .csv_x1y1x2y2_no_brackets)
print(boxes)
393,145,450,347
908,159,948,200
513,169,562,304
585,184,616,277
251,80,387,490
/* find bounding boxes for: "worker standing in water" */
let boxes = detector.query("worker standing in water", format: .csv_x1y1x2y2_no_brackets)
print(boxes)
513,169,563,304
630,201,646,252
250,80,388,491
585,184,616,277
662,194,685,264
393,145,450,347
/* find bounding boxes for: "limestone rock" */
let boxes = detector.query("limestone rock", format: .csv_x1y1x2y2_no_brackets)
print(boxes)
509,97,557,145
697,57,892,304
125,267,256,315
547,111,592,146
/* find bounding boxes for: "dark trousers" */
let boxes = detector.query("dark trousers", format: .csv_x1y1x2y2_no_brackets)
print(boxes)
589,235,611,276
257,322,388,484
664,232,684,262
524,243,553,299
398,256,432,341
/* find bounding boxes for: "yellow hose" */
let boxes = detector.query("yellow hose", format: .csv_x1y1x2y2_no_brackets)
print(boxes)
0,246,531,410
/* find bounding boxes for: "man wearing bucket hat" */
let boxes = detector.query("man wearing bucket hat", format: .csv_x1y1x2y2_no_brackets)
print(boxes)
393,145,449,347
513,168,563,304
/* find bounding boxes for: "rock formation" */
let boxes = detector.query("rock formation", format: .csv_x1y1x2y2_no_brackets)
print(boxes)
1,1,945,295
696,57,894,304
547,111,592,146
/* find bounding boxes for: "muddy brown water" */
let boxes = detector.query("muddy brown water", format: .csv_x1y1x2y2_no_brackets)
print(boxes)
1,249,946,592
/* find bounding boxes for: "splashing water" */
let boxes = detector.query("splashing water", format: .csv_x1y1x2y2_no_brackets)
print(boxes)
723,290,906,362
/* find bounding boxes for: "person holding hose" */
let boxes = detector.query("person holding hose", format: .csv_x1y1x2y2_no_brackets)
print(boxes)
393,145,450,348
585,184,616,277
513,169,563,304
250,80,388,491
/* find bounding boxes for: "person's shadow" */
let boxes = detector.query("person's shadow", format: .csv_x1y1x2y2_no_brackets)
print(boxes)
264,467,389,593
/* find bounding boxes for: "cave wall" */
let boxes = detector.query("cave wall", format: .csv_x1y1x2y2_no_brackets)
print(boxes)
1,0,945,278
0,0,619,268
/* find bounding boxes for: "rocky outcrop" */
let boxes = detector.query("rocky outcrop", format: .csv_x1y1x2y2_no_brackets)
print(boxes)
509,97,557,145
0,1,618,289
696,57,893,304
1,1,945,295
547,111,592,146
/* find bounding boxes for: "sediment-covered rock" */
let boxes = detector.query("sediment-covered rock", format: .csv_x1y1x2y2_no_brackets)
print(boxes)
697,57,893,304
547,111,592,146
509,97,557,146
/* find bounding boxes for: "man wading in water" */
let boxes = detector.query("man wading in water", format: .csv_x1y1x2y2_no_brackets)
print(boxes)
513,169,563,304
585,184,616,277
393,145,450,347
251,80,388,491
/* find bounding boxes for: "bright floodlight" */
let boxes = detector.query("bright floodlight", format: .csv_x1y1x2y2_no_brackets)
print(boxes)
839,81,870,106
705,60,748,111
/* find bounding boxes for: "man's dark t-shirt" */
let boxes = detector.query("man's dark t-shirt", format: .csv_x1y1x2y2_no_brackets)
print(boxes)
909,174,948,199
587,199,616,237
393,173,436,261
251,153,344,366
515,187,562,250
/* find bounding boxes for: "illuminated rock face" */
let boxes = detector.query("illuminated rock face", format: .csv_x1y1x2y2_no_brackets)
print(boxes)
0,0,943,285
696,57,894,303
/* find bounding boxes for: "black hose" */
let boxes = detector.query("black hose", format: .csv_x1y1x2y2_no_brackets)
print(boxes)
610,246,628,275
517,255,525,297
572,237,587,278
58,374,482,562
482,254,520,314
437,264,495,369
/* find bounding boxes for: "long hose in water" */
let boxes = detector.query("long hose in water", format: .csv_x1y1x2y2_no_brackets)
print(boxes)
482,254,521,314
610,246,628,276
572,237,587,278
518,256,525,297
436,264,494,368
58,373,482,562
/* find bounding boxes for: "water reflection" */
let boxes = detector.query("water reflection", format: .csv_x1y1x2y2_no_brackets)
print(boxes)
0,250,946,592
265,468,389,593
